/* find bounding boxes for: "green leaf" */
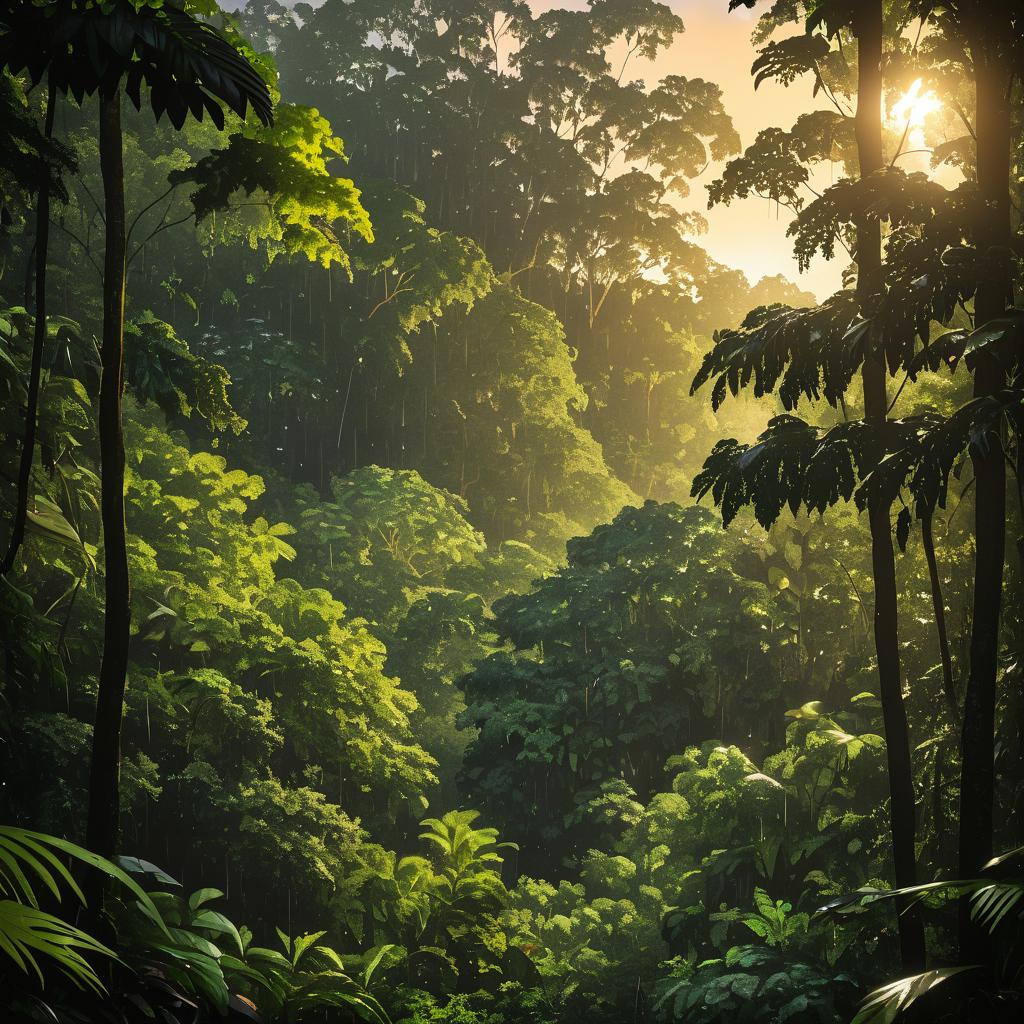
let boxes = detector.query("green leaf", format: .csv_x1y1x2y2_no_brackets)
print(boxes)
852,967,979,1024
0,899,116,994
115,856,180,887
188,887,224,912
728,972,760,999
779,993,809,1021
191,908,243,954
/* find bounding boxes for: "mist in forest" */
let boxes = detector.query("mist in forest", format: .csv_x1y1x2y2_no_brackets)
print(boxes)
0,2,1021,1023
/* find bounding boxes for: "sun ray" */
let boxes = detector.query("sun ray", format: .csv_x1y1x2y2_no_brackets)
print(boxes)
889,78,942,129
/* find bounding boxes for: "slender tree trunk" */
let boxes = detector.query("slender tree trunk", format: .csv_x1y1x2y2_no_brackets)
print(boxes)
86,92,131,876
1,80,55,577
921,513,957,725
958,12,1011,964
854,0,926,971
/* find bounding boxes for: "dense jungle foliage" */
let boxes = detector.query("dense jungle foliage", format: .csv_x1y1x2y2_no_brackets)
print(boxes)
0,1,1022,1022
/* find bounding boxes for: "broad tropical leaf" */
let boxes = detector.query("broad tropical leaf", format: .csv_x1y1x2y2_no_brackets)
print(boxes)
850,967,979,1024
0,1,273,130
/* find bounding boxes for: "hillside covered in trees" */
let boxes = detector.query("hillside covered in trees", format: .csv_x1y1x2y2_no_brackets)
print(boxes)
0,1,1022,1023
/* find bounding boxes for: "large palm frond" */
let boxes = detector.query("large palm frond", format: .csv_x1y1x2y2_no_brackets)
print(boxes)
0,826,166,993
819,847,1024,1023
0,1,273,129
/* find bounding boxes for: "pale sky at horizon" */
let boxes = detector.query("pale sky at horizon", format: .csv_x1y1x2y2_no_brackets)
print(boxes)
650,0,845,299
530,0,845,300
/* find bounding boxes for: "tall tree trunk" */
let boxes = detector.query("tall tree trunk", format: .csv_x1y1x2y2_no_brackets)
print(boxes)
958,10,1011,964
854,0,926,971
86,92,131,878
921,513,957,725
1,80,55,577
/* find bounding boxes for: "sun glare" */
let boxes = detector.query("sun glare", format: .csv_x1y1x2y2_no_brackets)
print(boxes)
889,78,942,129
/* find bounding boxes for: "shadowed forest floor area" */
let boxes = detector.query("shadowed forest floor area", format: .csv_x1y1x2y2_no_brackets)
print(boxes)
0,2,1022,1023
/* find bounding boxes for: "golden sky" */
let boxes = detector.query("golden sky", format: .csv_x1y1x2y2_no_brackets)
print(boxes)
263,0,853,298
530,0,846,299
654,1,845,299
